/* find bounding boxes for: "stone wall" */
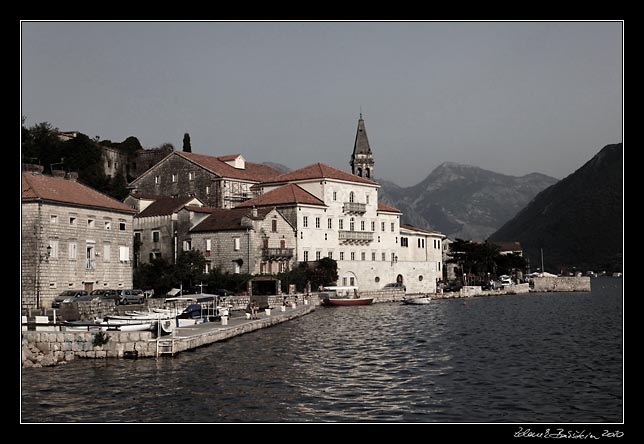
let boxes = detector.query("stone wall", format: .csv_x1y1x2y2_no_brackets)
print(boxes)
22,330,155,367
531,276,591,292
361,288,406,303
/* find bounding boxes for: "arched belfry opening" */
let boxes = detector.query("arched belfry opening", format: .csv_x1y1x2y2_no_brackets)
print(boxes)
350,113,375,179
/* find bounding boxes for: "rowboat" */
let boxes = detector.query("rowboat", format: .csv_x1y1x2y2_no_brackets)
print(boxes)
321,297,374,306
320,286,373,307
62,320,154,332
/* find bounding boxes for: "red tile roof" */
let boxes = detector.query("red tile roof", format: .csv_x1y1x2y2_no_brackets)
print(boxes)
377,201,401,213
136,196,200,218
262,162,377,186
176,152,280,182
190,207,274,232
237,184,326,208
22,172,135,214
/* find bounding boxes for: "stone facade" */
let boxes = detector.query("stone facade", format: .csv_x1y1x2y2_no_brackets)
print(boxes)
531,276,591,292
190,208,297,275
128,152,276,209
21,201,134,310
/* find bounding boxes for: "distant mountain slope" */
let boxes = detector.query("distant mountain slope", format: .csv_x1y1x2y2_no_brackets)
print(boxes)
262,162,291,174
488,143,623,273
379,163,558,240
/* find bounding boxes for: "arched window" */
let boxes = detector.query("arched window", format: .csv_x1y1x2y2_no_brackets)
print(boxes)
357,167,362,177
365,168,370,178
349,192,355,203
349,217,355,232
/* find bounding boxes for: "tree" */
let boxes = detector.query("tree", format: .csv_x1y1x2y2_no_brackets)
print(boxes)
183,133,192,152
307,257,339,289
175,250,206,290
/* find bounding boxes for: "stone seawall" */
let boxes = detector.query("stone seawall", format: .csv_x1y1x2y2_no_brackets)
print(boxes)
22,330,155,367
531,276,591,292
361,288,406,303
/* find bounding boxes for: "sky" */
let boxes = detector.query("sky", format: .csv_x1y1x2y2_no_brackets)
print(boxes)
21,21,623,187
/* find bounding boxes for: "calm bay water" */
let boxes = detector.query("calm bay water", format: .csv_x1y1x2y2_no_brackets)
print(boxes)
21,278,622,423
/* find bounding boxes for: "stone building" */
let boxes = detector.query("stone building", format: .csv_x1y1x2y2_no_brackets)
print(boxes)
234,113,446,295
132,196,206,266
189,207,297,275
21,169,136,310
127,151,281,209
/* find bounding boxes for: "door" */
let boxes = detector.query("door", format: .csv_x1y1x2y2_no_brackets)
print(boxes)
84,282,93,292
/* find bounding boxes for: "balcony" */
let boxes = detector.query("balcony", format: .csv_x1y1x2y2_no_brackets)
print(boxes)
338,230,373,245
262,248,294,259
86,259,95,270
343,202,366,214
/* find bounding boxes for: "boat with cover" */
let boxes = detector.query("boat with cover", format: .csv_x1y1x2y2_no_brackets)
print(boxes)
402,295,432,305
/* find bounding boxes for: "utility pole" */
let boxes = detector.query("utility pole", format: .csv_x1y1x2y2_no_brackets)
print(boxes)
541,248,544,274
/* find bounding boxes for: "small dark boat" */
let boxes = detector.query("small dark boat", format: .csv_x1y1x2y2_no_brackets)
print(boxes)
321,297,374,306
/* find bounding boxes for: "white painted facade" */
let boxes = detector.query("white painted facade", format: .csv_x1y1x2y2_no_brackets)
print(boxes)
257,178,445,294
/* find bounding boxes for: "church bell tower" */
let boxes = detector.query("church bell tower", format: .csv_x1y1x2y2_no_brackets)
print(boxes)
350,113,375,179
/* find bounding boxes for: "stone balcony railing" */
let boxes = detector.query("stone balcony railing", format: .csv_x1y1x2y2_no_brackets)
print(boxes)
262,248,295,259
343,202,367,214
338,230,373,245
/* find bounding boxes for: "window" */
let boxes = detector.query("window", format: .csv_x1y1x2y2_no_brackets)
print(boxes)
391,222,395,232
340,252,344,261
350,218,355,232
382,252,386,261
361,221,365,231
188,172,195,181
328,218,332,229
304,251,309,262
134,232,141,244
401,237,408,247
234,262,240,274
119,222,126,231
371,221,375,231
422,239,425,248
205,263,211,274
206,186,210,195
69,217,77,225
378,236,380,243
438,240,441,249
315,251,321,261
154,175,160,184
391,253,396,263
315,217,320,229
68,242,77,260
303,216,308,228
381,222,385,231
206,239,212,253
350,252,355,261
328,252,333,259
280,239,285,248
324,233,327,240
366,195,370,204
372,252,376,261
349,277,355,286
119,246,129,262
104,221,111,230
86,245,95,269
88,218,95,228
233,238,241,251
49,240,59,259
361,252,366,261
172,174,177,183
349,192,355,203
419,275,424,281
50,215,57,224
333,191,337,201
418,238,421,248
342,277,347,286
152,231,160,242
339,219,344,230
272,220,278,232
438,262,441,271
183,240,192,251
103,244,110,262
375,276,380,283
396,237,398,244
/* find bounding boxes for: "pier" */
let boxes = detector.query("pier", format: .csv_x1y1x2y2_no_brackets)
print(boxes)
22,304,315,367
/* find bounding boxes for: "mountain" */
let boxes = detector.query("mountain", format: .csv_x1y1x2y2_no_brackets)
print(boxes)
488,143,623,273
262,162,291,174
379,163,558,240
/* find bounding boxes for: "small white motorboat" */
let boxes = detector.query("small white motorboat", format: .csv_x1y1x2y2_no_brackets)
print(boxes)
402,296,432,305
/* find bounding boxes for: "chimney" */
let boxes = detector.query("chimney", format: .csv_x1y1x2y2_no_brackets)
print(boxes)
66,172,79,181
22,164,44,174
251,206,258,217
52,170,66,178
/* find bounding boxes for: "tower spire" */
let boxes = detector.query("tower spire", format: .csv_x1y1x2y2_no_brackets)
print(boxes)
350,113,374,179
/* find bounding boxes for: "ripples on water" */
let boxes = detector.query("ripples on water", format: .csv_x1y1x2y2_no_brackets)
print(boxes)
21,279,622,423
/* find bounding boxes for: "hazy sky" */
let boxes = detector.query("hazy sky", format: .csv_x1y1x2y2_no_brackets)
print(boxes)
21,21,622,186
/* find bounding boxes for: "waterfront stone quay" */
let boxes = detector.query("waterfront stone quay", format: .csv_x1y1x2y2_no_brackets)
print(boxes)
22,304,315,367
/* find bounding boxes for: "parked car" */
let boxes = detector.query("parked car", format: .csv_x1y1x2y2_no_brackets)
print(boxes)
443,281,463,292
51,290,88,308
82,289,120,304
118,289,145,305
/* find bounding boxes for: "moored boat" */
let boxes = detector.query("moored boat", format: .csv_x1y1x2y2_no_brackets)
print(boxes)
402,295,432,305
321,297,374,306
320,286,373,306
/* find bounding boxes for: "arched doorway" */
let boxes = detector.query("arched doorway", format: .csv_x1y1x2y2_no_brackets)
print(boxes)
396,274,404,285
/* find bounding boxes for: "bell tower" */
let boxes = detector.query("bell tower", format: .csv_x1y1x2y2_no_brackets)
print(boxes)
350,113,374,179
